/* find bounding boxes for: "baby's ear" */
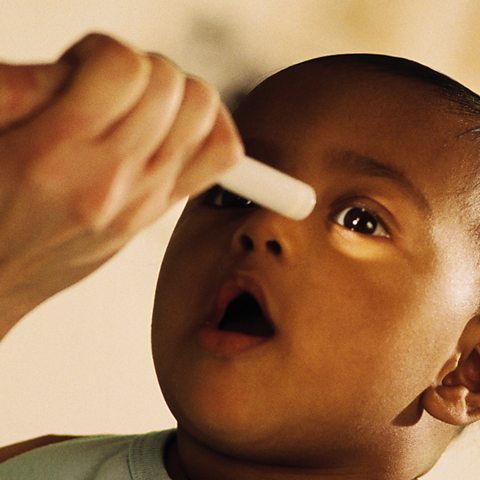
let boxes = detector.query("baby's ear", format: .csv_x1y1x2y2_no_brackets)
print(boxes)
422,316,480,426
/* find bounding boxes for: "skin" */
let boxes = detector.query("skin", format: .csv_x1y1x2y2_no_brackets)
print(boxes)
0,34,243,340
151,60,480,479
1,40,479,476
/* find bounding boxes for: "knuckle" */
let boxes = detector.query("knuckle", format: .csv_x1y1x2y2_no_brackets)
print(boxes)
83,33,126,57
73,190,113,232
214,141,243,171
149,53,180,79
184,76,220,113
209,113,244,170
76,32,109,45
0,65,36,121
149,54,186,98
199,135,243,174
93,36,149,82
116,53,148,83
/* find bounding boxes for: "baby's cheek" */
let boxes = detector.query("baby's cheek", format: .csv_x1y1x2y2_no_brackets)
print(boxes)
328,224,440,303
329,228,397,262
316,237,431,353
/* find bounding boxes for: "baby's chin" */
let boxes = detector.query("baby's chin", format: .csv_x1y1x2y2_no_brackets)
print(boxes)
163,381,339,469
174,414,300,468
161,379,295,462
164,378,271,440
173,406,369,471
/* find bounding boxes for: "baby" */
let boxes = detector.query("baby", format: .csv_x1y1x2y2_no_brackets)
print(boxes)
1,34,480,480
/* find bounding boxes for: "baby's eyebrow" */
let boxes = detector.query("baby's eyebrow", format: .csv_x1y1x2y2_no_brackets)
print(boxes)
327,150,432,215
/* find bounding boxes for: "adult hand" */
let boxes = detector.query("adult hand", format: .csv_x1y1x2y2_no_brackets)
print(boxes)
0,33,242,336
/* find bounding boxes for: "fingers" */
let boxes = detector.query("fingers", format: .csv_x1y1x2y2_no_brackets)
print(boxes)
142,75,222,183
99,71,232,209
0,32,247,321
1,32,243,235
0,62,69,130
110,104,243,235
33,33,152,140
169,103,243,201
101,53,186,172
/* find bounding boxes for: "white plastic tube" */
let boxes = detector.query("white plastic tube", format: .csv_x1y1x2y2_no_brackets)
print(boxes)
218,156,317,220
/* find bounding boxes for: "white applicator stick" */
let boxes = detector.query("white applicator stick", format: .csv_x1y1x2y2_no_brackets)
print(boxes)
218,155,317,220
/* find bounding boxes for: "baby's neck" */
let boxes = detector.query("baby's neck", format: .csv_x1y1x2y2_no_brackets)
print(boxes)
165,428,420,480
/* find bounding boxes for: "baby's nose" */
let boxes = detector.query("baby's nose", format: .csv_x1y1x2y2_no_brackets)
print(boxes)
230,208,297,259
237,233,283,256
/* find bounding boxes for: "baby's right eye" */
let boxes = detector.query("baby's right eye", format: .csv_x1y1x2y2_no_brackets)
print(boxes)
203,185,257,209
332,206,390,238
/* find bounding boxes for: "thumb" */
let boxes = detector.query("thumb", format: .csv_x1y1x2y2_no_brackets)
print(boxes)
0,62,70,130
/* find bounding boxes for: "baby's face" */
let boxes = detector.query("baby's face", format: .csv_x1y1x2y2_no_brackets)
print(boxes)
151,63,480,464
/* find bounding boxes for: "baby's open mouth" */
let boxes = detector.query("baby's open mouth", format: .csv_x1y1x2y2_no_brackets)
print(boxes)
218,292,275,337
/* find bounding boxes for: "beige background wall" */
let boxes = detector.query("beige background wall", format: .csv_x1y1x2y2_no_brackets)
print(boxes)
0,1,480,478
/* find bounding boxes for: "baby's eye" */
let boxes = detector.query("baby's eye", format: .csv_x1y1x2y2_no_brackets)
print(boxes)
203,185,256,209
332,206,389,237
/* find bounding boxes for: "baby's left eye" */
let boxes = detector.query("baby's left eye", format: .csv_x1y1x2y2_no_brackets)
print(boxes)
332,206,389,237
203,185,256,209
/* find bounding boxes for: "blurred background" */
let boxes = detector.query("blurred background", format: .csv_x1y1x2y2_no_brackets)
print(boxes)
0,1,480,478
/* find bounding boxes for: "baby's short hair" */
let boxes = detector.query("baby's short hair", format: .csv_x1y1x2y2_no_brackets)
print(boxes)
312,53,480,121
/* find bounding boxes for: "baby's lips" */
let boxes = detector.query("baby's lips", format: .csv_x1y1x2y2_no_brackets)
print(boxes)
211,273,275,330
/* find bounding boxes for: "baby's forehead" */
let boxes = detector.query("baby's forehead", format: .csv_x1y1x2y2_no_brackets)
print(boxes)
235,56,480,224
236,60,457,151
238,55,480,153
243,58,449,114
